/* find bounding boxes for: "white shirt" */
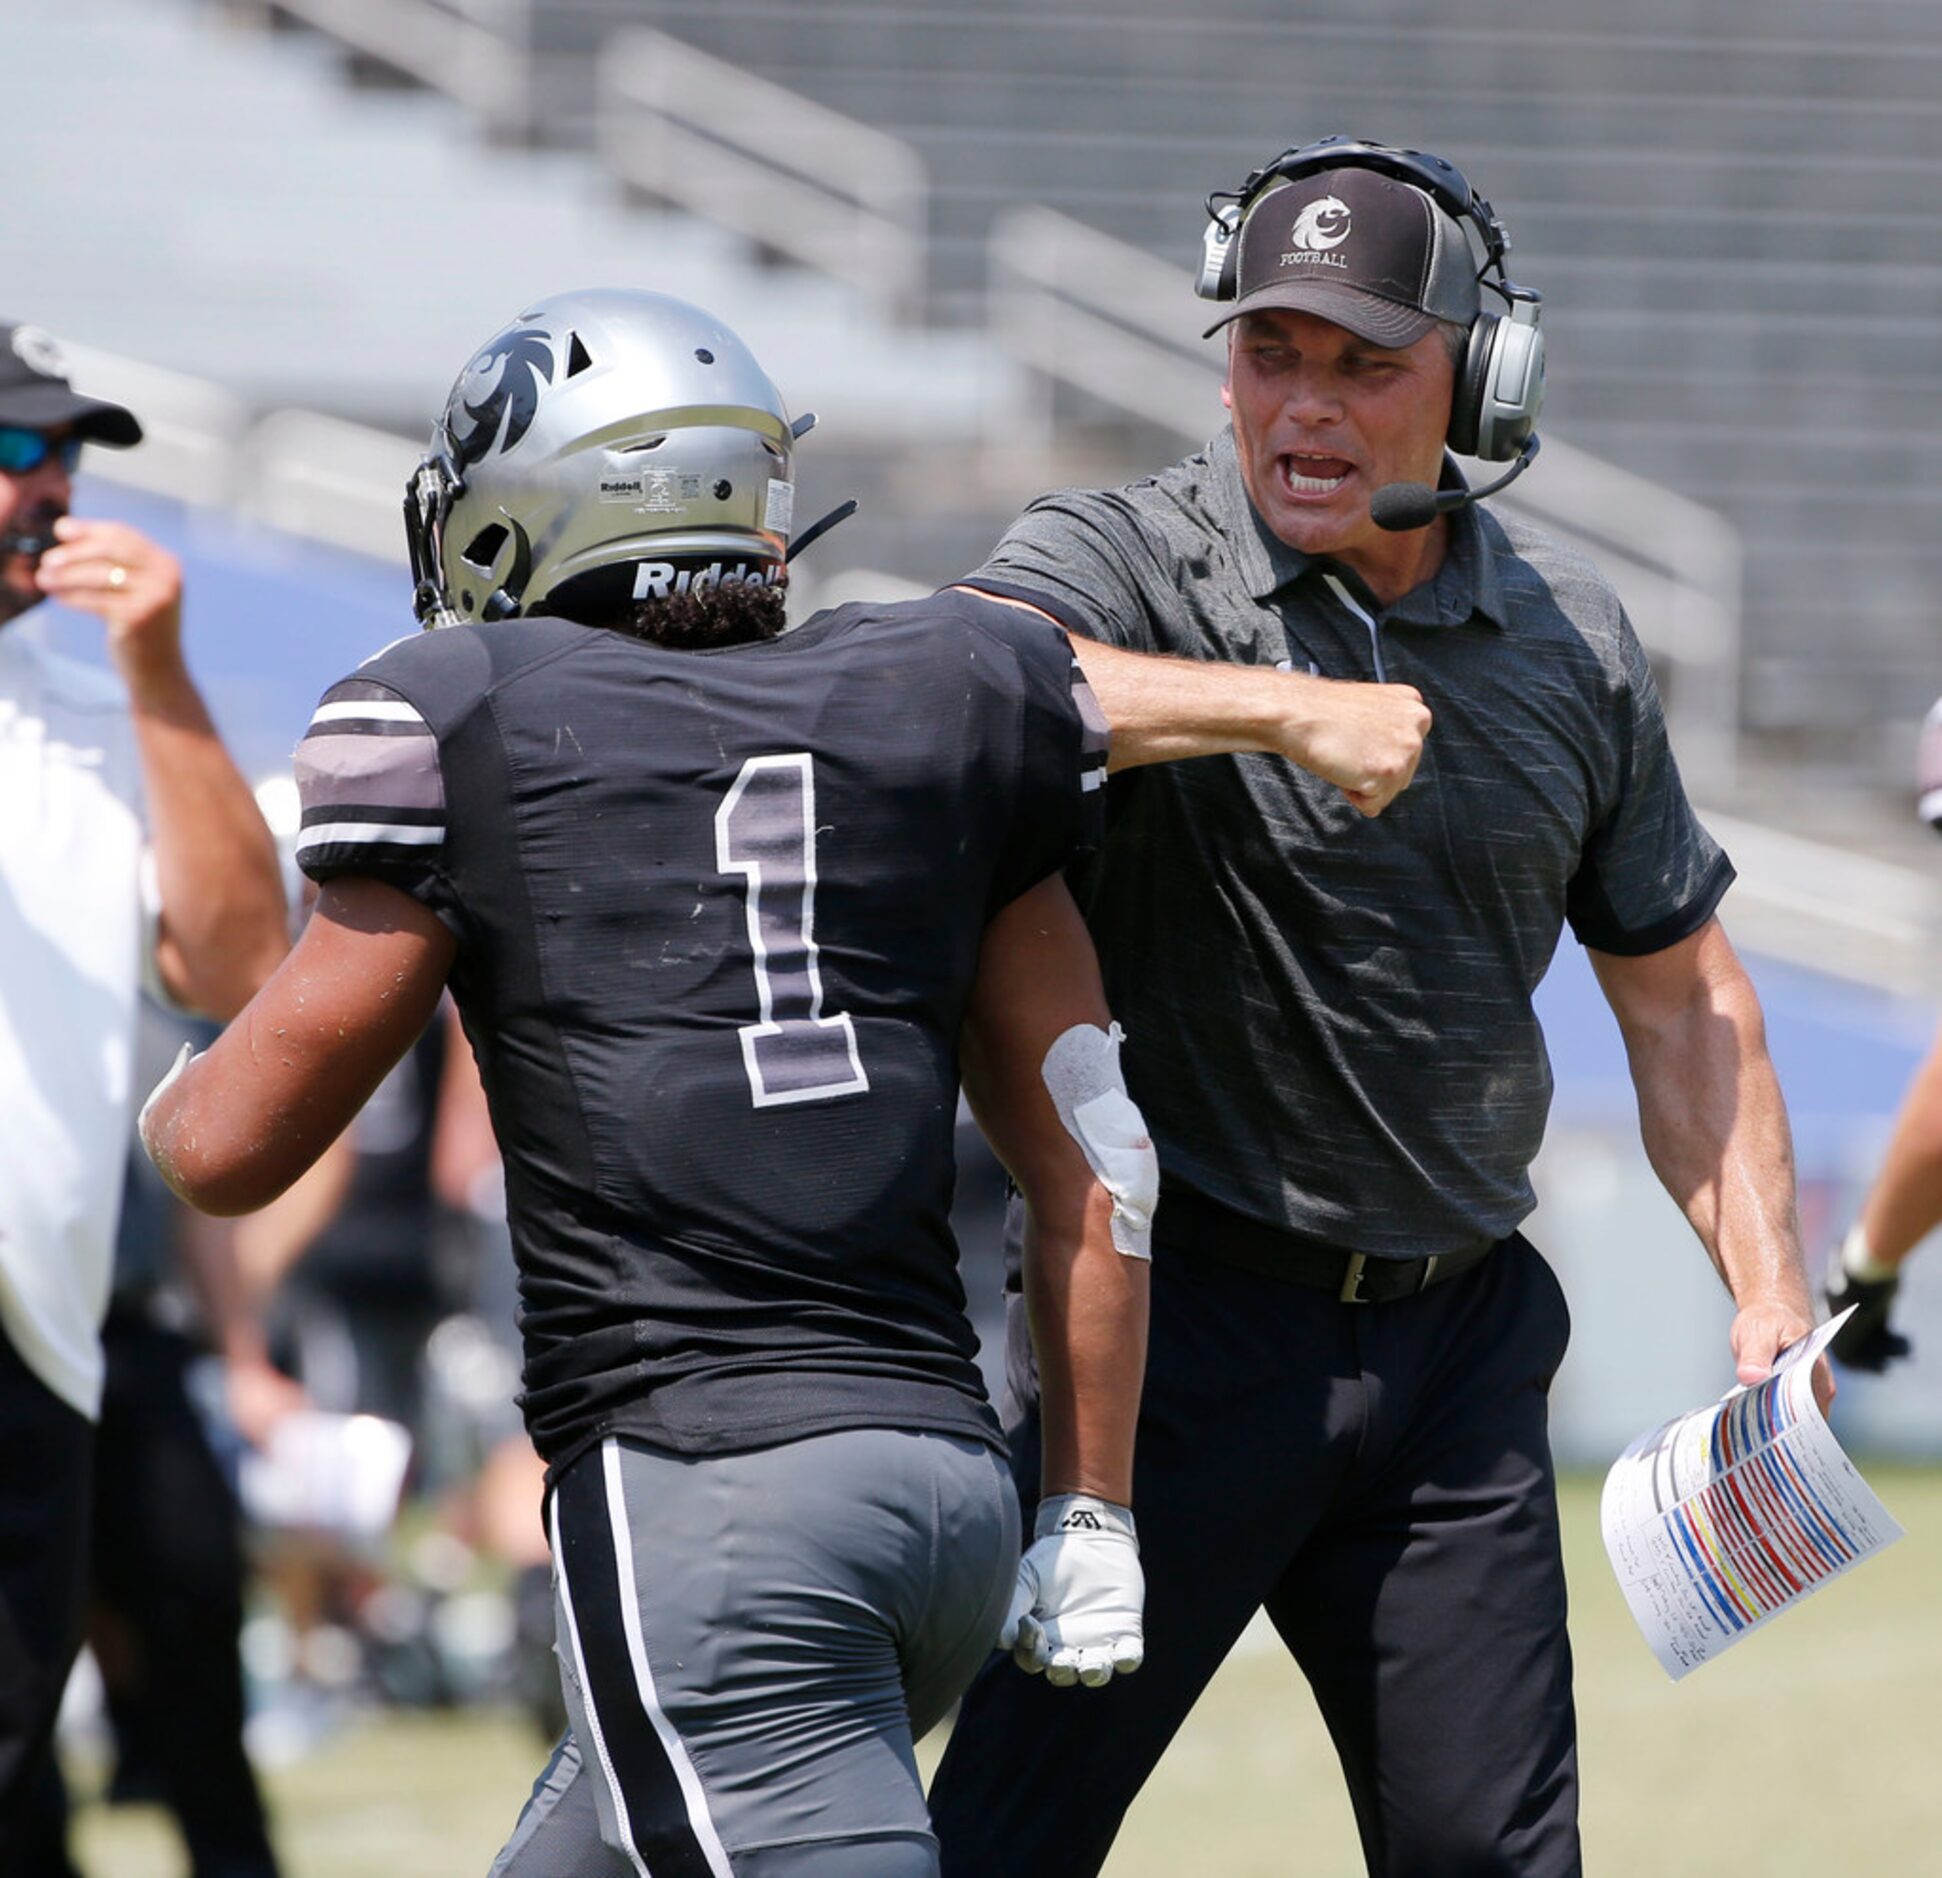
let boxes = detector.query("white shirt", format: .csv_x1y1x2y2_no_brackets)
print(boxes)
0,626,156,1419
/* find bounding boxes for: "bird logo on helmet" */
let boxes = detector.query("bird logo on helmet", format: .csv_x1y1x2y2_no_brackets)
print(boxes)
402,290,853,632
447,327,557,473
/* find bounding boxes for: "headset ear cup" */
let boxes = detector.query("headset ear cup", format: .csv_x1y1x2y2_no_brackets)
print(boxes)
1463,316,1545,463
1448,312,1496,459
1197,204,1243,302
1490,320,1545,461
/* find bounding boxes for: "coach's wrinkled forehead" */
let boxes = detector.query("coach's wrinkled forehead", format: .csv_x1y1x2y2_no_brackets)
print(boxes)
1204,168,1481,348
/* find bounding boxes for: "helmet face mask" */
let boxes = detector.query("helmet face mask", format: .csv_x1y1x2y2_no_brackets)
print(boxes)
406,290,799,630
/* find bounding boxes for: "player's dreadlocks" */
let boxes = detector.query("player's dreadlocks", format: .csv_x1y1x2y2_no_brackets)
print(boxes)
535,569,789,651
610,579,788,650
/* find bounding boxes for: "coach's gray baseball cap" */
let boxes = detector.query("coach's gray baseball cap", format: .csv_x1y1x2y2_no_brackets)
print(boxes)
1204,168,1482,347
0,324,142,445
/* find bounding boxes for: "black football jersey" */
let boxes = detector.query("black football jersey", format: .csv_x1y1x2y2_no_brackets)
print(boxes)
294,594,1105,1475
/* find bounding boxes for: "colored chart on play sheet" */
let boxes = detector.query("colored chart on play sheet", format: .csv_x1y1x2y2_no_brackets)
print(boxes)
1599,1312,1902,1680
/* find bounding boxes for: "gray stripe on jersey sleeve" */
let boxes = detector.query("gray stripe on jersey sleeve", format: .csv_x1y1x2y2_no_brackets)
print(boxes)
294,729,445,812
294,698,448,884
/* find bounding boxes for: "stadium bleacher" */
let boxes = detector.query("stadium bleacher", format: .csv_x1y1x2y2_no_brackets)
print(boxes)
23,0,1940,773
601,0,1942,756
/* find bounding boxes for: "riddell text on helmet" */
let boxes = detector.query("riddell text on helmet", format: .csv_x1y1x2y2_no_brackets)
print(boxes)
632,560,782,600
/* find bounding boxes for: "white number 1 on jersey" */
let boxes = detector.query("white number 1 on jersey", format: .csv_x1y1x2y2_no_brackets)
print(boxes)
715,753,871,1108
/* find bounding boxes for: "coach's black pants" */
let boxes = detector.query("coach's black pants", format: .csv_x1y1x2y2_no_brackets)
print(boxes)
87,1304,279,1877
929,1225,1582,1878
0,1326,91,1878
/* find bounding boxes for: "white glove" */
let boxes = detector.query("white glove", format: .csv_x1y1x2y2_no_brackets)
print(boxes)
1000,1493,1144,1688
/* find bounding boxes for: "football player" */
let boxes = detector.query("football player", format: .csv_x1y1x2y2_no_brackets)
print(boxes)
140,290,1152,1878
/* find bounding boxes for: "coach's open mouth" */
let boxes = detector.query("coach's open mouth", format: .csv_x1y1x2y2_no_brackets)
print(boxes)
1279,453,1353,496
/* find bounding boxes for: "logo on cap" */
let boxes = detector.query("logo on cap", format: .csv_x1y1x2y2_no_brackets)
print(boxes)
1289,198,1352,253
10,326,66,380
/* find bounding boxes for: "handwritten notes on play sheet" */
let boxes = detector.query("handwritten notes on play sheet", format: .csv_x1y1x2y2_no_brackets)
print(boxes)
1600,1312,1902,1679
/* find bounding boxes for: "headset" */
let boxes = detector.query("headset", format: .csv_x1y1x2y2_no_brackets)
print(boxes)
1197,136,1544,464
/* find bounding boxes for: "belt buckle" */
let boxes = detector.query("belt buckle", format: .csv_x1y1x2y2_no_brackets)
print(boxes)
1338,1252,1369,1304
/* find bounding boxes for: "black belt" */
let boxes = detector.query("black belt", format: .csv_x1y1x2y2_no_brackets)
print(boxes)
1160,1189,1498,1303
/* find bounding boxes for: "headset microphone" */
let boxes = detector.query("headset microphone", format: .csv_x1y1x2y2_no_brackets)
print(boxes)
1369,433,1541,534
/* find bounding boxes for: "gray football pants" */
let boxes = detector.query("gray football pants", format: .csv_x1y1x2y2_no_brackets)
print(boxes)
490,1427,1018,1877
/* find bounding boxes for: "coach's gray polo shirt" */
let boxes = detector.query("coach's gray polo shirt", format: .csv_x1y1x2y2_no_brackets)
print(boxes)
962,428,1733,1259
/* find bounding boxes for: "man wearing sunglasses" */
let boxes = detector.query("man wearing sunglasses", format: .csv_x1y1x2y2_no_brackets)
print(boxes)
0,321,286,1871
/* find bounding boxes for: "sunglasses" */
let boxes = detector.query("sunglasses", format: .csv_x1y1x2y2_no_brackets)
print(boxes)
0,429,83,476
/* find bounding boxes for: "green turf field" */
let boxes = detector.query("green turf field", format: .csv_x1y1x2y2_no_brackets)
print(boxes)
70,1468,1941,1876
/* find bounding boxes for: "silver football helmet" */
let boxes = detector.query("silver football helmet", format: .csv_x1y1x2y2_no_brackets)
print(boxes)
405,289,820,629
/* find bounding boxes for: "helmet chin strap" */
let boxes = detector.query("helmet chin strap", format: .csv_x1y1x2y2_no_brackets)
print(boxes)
776,413,858,567
785,499,858,565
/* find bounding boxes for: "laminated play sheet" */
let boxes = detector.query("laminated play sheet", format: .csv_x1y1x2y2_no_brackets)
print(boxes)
1600,1311,1902,1679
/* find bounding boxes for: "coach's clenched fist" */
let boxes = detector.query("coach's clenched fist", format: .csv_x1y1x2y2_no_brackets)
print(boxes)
1275,669,1430,816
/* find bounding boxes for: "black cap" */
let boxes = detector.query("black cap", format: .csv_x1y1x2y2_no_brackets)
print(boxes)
1203,168,1482,347
0,324,142,446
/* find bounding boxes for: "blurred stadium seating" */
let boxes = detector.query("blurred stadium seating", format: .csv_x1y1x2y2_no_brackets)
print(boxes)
218,0,1942,768
11,0,1938,785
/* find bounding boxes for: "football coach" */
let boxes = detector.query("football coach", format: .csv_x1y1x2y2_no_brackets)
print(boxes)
928,138,1827,1876
0,322,285,1871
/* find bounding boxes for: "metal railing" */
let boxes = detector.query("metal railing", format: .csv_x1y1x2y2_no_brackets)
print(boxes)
246,0,533,133
987,203,1743,789
1700,811,1942,1000
990,206,1218,448
235,7,931,313
59,345,254,514
596,28,929,319
65,345,415,563
246,410,424,560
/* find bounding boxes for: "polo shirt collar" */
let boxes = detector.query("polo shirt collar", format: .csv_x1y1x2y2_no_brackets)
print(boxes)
1213,431,1510,629
1386,465,1512,631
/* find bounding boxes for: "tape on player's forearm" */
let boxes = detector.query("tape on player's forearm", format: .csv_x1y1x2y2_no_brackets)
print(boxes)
1042,1022,1157,1260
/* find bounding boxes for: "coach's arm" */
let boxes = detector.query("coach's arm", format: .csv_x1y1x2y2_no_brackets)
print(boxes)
954,587,1429,815
1589,915,1832,1410
39,520,289,1016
